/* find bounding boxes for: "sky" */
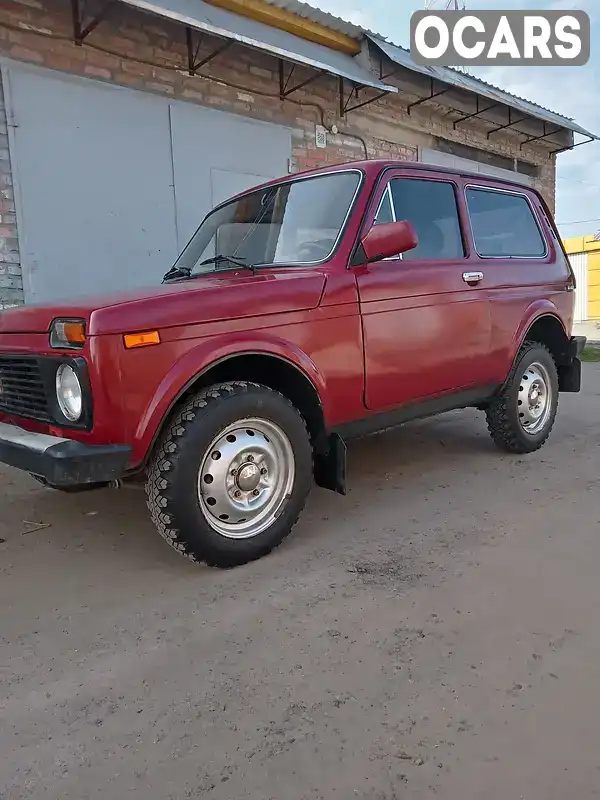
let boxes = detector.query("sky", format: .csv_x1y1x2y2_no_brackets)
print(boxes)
303,0,599,240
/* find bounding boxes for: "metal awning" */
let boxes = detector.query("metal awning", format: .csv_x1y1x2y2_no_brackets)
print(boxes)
369,36,598,143
117,0,397,95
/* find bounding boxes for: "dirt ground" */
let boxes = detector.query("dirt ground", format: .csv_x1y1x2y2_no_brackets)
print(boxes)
2,365,600,800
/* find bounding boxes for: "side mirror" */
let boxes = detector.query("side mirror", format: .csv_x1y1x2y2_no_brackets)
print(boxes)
360,220,418,263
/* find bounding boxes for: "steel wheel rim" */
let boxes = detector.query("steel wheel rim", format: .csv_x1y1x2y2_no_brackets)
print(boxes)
197,417,295,539
517,361,553,436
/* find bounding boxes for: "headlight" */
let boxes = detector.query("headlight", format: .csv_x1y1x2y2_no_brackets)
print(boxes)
56,364,83,422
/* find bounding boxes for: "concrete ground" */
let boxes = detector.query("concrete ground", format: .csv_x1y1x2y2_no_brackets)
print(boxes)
1,365,600,800
574,319,600,344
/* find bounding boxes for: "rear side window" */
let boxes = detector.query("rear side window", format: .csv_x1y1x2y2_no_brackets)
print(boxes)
388,178,464,261
466,188,546,258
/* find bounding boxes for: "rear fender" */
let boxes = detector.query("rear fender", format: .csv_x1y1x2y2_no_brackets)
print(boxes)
502,303,571,392
509,302,566,364
133,332,328,464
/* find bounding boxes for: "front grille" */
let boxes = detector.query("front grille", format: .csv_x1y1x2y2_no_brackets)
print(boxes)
0,356,51,422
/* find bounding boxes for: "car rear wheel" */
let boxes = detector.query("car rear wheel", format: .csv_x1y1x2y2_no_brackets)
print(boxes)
486,341,559,454
146,381,313,568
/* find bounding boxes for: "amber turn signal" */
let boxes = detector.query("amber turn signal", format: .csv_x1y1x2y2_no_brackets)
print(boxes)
123,330,161,349
50,318,86,349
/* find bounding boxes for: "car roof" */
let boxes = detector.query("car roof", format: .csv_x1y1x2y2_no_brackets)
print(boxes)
219,159,538,209
294,159,537,191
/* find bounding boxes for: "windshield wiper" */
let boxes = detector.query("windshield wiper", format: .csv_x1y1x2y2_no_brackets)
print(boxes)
162,255,259,284
198,254,258,274
162,265,191,283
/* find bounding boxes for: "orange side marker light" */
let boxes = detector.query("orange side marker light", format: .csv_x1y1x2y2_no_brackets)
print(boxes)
123,330,161,349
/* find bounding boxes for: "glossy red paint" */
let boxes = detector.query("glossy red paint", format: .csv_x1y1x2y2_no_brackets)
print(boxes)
356,167,489,410
0,159,576,472
361,220,418,262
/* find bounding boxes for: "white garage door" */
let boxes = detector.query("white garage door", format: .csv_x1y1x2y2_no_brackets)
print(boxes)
568,252,588,322
169,100,290,250
419,147,534,187
4,63,291,302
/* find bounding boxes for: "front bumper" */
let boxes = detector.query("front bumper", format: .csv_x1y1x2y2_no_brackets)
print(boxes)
0,422,131,487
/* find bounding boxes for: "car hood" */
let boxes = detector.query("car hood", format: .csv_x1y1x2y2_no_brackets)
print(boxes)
0,269,327,336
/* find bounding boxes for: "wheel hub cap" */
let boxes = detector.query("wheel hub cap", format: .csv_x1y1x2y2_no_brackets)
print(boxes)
529,386,540,405
517,362,552,435
197,418,295,540
236,462,261,492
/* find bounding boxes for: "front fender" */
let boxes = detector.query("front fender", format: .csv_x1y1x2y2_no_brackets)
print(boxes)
132,331,328,463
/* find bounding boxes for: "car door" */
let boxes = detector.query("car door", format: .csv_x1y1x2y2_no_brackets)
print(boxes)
354,170,493,411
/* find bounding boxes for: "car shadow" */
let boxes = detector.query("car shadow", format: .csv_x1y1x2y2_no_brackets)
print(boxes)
0,410,498,574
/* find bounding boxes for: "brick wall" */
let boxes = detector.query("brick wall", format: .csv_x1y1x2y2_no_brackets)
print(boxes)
0,0,557,306
0,72,21,309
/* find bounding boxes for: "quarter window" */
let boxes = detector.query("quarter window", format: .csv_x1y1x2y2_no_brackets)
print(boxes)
386,178,465,261
374,186,395,225
466,187,546,258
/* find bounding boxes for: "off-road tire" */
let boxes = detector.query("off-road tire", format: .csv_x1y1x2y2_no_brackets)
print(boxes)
486,340,559,454
146,381,313,568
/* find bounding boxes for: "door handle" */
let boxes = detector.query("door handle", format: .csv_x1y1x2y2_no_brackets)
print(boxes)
462,271,484,284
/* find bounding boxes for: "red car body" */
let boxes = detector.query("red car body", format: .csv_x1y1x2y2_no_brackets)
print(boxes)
0,159,586,499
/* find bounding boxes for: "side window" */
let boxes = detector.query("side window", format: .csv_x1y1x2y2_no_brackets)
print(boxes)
372,186,400,260
466,188,546,258
374,186,395,225
388,178,465,261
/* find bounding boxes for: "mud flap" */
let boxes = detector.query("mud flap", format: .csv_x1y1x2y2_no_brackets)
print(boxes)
558,357,582,393
313,432,347,496
558,336,586,393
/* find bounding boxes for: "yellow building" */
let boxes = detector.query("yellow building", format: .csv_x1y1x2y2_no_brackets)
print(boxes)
562,235,600,321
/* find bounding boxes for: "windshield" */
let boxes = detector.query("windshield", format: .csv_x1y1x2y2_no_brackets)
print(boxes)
172,170,362,275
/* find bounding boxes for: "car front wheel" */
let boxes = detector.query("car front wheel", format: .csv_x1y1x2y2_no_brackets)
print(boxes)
146,381,313,568
486,341,559,454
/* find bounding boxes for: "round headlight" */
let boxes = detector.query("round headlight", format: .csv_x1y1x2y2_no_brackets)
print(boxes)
56,364,83,422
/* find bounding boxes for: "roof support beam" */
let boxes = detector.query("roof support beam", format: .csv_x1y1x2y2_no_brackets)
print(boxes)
71,0,116,44
548,135,595,158
338,77,388,116
185,27,232,74
377,53,399,82
278,61,326,99
74,0,396,99
486,108,528,139
452,99,499,129
367,36,597,144
519,123,564,149
406,78,450,115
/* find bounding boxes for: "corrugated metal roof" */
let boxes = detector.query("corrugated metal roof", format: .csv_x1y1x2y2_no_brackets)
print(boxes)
369,37,598,140
121,0,396,92
258,0,597,138
258,0,369,39
120,0,595,138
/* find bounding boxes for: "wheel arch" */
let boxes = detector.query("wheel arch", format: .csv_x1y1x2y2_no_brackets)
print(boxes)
511,307,571,369
504,311,573,395
520,314,571,365
138,349,328,471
